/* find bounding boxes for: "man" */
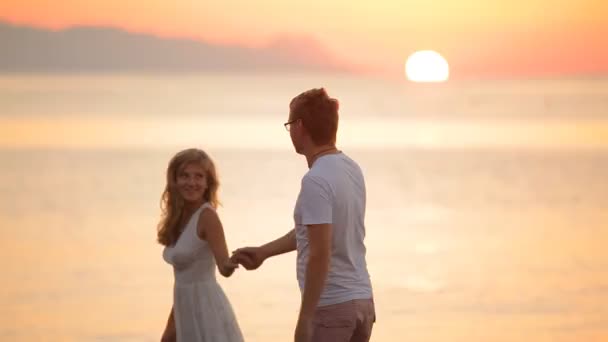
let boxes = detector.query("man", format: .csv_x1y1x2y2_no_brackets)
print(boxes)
233,88,375,342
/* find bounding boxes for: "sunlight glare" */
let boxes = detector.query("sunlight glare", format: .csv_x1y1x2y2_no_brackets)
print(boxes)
405,50,449,82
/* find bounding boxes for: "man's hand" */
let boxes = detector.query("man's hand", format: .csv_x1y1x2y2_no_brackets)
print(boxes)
294,316,313,342
231,247,266,270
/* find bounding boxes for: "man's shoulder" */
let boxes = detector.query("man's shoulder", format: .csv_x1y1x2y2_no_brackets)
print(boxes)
301,171,329,188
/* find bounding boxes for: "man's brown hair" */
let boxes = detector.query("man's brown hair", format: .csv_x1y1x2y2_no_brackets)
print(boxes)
290,88,339,145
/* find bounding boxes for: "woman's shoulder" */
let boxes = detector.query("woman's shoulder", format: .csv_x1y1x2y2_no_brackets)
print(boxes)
198,203,219,221
195,203,221,239
200,202,215,211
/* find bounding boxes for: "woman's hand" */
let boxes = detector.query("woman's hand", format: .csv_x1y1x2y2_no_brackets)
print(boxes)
220,257,240,277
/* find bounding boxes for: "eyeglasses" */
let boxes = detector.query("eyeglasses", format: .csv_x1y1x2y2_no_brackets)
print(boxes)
283,118,299,131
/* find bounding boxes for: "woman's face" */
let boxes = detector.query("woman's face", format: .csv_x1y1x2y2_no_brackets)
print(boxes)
176,162,207,204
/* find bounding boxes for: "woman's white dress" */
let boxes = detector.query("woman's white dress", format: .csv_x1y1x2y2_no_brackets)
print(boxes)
163,203,244,342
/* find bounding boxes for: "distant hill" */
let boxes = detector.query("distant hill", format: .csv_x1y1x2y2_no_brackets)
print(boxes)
0,21,350,72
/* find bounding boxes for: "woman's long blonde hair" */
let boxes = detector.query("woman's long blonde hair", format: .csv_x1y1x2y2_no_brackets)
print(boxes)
157,148,220,246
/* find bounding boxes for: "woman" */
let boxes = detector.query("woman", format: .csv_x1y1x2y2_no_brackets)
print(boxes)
158,148,244,342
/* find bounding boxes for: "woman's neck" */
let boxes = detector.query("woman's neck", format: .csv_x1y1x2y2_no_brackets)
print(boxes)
182,200,204,215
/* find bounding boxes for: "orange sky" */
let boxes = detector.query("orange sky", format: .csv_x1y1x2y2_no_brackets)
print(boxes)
1,0,607,78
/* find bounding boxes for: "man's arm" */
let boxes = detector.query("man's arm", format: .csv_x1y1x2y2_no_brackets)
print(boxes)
295,223,331,341
261,228,297,258
232,228,296,270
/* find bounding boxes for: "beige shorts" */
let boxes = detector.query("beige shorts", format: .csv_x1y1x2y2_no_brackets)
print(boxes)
312,298,376,342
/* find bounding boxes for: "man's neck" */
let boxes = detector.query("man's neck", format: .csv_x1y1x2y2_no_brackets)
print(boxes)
305,145,338,168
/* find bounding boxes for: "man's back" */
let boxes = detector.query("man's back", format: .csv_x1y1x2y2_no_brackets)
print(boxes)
294,152,373,306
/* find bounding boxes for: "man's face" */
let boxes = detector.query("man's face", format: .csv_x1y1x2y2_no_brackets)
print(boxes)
287,106,304,154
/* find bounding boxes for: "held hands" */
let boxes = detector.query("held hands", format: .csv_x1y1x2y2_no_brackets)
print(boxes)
221,257,240,277
231,246,266,270
220,245,266,276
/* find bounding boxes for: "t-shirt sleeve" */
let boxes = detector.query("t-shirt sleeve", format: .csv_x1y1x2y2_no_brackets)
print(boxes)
299,175,333,225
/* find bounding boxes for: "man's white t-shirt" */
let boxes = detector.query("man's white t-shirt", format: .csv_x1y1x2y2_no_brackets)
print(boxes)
294,152,373,307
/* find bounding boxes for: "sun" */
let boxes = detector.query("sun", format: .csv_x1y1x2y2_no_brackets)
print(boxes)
405,50,449,83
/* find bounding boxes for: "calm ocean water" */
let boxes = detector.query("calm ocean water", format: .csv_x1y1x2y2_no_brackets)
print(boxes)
0,73,607,341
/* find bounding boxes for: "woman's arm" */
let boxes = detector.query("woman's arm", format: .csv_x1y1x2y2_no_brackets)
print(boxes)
197,208,239,277
161,306,176,342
